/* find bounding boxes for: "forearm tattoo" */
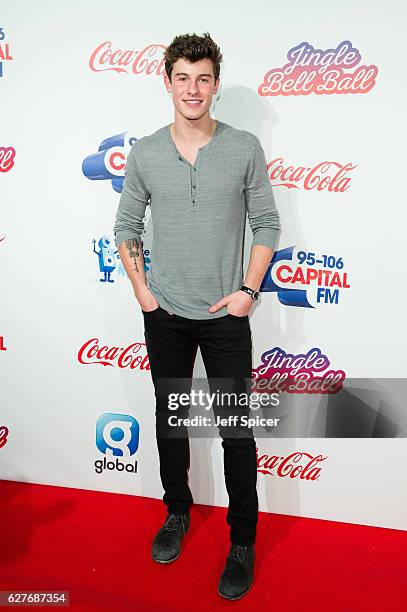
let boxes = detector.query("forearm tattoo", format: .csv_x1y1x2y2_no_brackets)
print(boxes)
124,238,142,273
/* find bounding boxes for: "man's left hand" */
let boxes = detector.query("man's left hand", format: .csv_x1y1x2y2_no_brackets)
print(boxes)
208,290,254,316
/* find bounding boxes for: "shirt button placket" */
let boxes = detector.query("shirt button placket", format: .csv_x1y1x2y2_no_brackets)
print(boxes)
192,166,197,212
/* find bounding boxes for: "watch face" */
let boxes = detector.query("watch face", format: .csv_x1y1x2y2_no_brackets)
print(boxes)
252,291,259,300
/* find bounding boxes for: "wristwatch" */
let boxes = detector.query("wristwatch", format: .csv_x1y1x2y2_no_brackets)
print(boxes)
240,285,260,301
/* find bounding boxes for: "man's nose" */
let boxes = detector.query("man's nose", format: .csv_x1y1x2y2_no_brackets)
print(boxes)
187,81,200,94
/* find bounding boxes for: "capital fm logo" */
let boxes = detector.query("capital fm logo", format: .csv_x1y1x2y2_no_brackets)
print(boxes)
261,245,350,308
256,448,327,480
89,41,166,76
0,425,9,449
83,134,151,282
258,40,378,96
95,413,140,475
82,132,137,193
0,27,13,78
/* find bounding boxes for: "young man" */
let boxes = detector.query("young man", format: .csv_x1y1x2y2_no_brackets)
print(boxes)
113,32,281,600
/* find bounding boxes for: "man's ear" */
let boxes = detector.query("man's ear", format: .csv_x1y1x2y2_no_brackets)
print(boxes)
164,74,172,93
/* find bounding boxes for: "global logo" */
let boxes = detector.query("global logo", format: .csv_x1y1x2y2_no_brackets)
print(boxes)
82,132,138,193
95,413,140,475
261,245,350,308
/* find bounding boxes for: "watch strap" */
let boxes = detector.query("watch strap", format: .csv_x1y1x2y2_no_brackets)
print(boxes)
240,285,259,301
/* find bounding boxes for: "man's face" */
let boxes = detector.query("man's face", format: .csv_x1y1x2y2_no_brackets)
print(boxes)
164,57,220,122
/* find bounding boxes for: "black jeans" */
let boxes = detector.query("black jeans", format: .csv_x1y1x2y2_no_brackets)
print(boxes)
142,305,258,546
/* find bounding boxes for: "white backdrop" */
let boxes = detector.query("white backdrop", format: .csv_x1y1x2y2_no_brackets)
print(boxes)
1,0,406,531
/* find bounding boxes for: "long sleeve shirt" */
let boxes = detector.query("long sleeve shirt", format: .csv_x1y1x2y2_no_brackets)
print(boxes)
113,119,281,319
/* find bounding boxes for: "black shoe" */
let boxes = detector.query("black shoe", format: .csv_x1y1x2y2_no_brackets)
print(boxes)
151,512,190,564
218,544,255,600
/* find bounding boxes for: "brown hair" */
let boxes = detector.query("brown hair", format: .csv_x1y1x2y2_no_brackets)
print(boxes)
164,32,223,83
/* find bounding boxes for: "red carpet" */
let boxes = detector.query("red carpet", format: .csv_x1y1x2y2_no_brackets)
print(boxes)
0,479,406,611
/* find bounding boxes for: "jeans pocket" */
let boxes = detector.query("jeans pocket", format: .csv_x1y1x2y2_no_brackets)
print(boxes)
142,306,161,315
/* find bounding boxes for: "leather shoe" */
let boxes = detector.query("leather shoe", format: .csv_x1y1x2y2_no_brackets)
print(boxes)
218,544,255,600
152,512,190,563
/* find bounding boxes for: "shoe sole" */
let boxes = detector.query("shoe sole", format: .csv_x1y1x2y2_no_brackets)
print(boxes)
152,548,181,564
217,583,252,600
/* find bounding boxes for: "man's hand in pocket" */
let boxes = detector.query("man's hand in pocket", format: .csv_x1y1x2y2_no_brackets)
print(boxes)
136,286,160,313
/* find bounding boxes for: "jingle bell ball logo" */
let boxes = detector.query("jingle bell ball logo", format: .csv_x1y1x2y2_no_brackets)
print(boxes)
258,40,378,96
252,347,345,395
0,147,15,173
95,413,140,475
261,245,350,308
82,132,136,193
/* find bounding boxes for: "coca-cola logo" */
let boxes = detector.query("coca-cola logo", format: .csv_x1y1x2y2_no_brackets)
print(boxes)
259,39,378,97
89,41,166,76
257,448,327,480
0,147,15,173
77,338,150,370
268,157,356,192
0,425,9,449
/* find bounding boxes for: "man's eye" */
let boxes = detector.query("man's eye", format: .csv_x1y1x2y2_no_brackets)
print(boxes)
178,77,209,82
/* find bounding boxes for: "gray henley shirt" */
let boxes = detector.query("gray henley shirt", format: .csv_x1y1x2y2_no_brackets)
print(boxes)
113,119,281,319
